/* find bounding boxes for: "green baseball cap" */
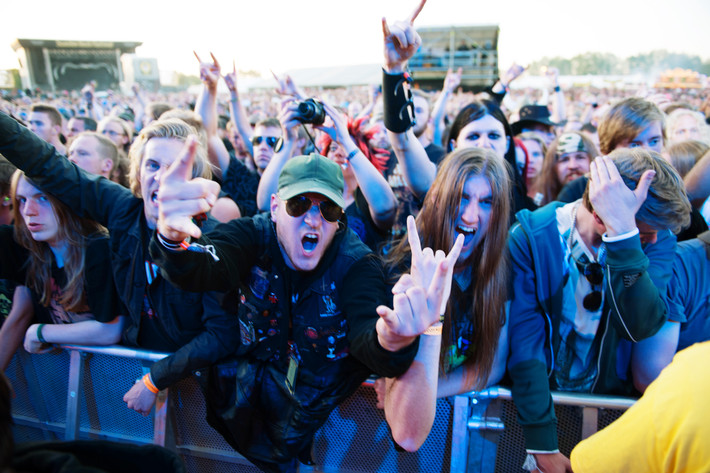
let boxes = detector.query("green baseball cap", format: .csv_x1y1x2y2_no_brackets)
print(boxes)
278,153,345,208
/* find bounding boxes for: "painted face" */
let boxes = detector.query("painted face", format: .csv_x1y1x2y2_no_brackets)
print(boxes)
453,115,508,159
68,135,112,178
521,139,544,180
617,121,664,153
555,151,590,184
671,114,701,142
454,174,492,264
252,125,281,172
140,137,186,229
16,176,61,248
271,192,339,272
100,121,129,148
67,118,86,138
28,112,58,143
411,95,430,138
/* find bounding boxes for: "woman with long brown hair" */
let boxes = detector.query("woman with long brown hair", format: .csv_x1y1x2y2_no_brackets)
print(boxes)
381,147,511,451
0,170,123,371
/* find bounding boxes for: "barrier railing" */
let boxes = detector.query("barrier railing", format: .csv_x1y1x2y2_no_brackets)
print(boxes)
7,345,636,472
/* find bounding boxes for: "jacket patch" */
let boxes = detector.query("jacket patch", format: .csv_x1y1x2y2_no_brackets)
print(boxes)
623,272,642,287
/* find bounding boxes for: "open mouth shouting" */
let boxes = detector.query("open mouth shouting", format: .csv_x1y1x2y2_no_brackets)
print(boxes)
302,232,319,253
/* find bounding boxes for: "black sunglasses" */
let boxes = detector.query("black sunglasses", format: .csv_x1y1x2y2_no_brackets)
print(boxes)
251,135,280,148
577,261,603,311
285,195,343,223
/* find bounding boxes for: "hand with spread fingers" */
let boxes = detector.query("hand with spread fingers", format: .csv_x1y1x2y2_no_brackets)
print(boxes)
376,216,463,351
382,0,426,73
157,136,220,241
588,155,655,237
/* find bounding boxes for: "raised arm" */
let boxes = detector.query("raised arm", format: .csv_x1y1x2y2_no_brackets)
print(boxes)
319,101,397,230
255,100,299,211
223,61,255,157
194,52,232,179
431,67,461,147
381,0,436,199
380,216,463,451
546,67,566,125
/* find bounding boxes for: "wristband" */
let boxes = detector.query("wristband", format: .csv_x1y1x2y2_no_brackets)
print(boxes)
382,69,415,133
157,232,191,251
553,85,561,92
423,323,443,336
37,324,47,344
142,373,160,394
345,149,359,161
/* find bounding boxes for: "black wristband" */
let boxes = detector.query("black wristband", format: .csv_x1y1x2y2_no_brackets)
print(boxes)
382,69,415,133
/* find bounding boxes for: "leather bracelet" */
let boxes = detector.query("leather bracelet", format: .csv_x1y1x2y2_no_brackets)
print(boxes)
37,324,47,344
382,69,415,133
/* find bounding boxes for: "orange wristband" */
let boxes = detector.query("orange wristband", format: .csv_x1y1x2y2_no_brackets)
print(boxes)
142,373,159,394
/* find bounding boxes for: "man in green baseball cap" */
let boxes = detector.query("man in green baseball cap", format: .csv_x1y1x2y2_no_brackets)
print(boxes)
148,146,421,472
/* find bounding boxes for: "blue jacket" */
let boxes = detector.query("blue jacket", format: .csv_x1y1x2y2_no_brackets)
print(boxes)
507,201,675,451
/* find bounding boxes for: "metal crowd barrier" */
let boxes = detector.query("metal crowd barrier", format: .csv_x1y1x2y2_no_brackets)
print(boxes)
6,345,636,472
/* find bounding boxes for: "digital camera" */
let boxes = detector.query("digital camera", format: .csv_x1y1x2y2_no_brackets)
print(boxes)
294,98,326,126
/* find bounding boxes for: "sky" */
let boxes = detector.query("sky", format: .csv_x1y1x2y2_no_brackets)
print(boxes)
2,0,709,79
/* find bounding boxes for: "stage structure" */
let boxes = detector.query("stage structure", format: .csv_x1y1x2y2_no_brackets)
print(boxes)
409,25,499,90
11,39,142,92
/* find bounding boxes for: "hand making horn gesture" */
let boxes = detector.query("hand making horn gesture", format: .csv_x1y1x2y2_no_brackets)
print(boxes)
382,0,426,73
194,51,221,92
376,216,464,350
157,136,220,241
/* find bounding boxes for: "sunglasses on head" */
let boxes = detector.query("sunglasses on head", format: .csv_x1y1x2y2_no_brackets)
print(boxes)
251,135,280,148
577,260,603,311
285,195,343,223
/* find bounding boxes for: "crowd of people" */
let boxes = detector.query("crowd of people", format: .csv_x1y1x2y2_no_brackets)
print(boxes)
1,1,709,472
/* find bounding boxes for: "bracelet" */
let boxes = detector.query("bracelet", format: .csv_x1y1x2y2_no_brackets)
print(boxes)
554,85,561,92
156,232,191,251
142,373,160,394
37,324,47,344
345,149,359,161
423,323,443,336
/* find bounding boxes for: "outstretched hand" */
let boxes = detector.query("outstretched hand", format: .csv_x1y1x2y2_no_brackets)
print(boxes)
382,0,426,73
376,216,464,351
157,136,219,241
588,155,655,237
194,51,221,92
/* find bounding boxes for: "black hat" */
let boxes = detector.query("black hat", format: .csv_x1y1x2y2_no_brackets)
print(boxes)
511,105,557,135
